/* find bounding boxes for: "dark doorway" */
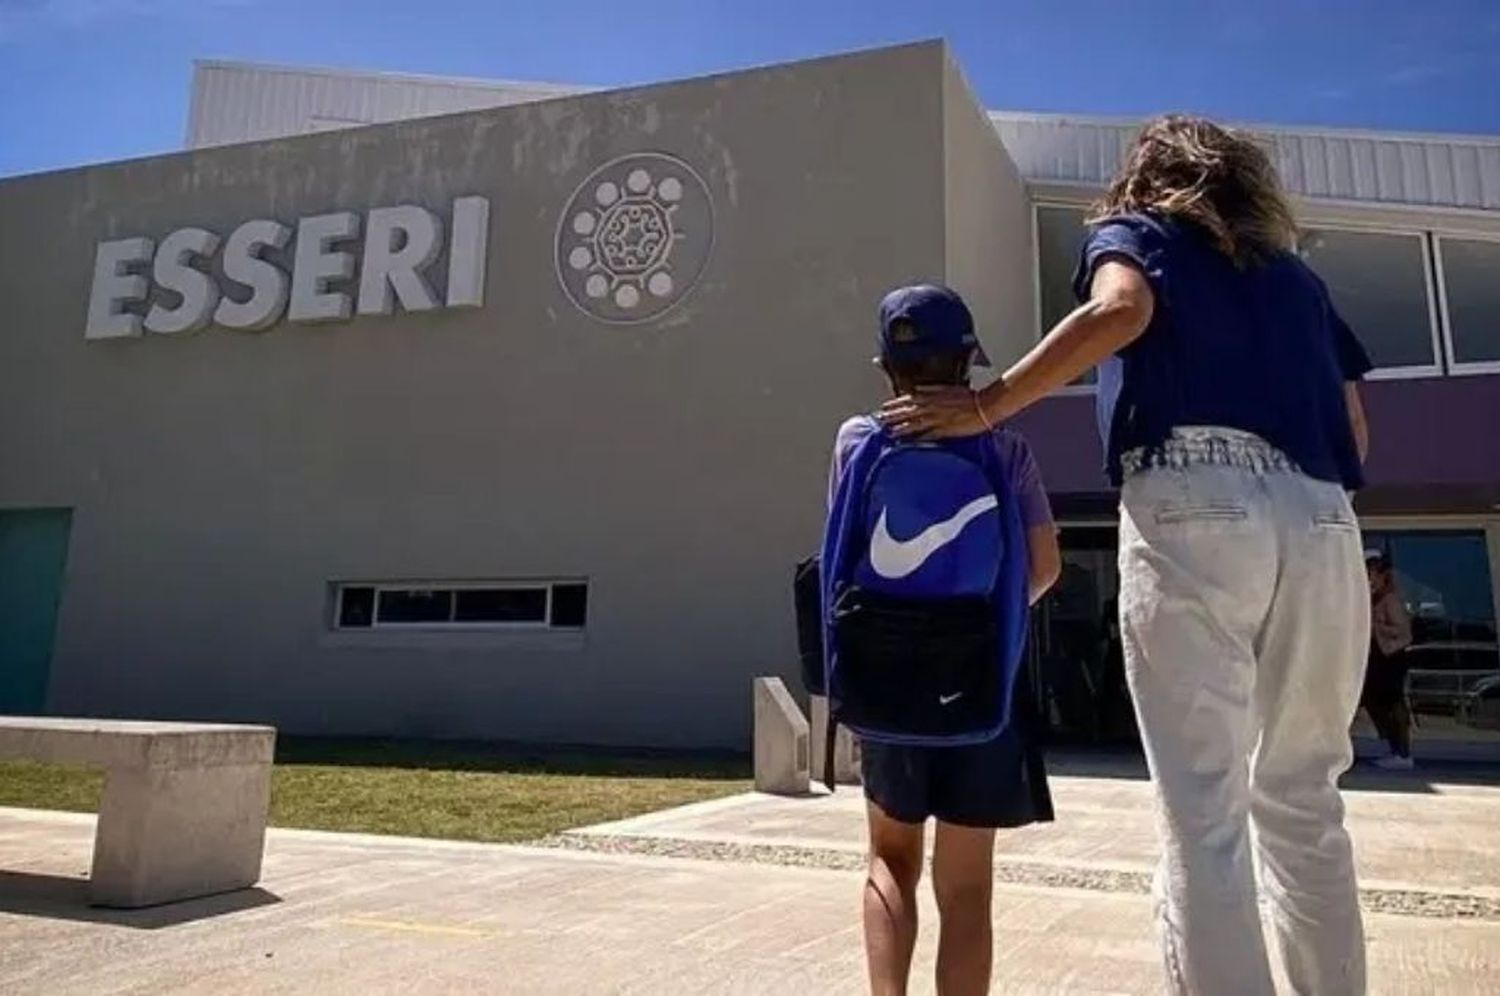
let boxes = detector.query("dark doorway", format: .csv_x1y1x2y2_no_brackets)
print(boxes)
1030,525,1138,746
0,509,73,713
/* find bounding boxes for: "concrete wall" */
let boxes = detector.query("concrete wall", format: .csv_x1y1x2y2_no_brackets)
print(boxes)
0,43,1004,749
941,58,1035,369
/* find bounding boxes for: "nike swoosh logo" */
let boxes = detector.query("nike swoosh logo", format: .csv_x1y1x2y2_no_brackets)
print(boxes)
869,494,999,580
939,692,964,705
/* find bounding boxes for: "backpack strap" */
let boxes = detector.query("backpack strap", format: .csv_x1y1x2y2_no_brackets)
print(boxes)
819,424,889,783
820,423,893,704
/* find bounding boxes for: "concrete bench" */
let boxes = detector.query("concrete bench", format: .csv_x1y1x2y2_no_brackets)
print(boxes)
0,717,276,908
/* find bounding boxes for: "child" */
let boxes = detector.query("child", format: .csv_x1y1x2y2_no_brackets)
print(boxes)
826,283,1061,996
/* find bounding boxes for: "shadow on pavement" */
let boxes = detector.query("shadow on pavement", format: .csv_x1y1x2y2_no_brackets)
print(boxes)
1043,748,1500,794
1043,749,1150,781
1341,759,1500,795
0,872,280,928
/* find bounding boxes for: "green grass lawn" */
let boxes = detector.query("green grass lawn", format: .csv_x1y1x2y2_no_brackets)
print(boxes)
0,739,750,843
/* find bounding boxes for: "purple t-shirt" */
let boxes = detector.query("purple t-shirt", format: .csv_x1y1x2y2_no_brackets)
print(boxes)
826,416,1054,529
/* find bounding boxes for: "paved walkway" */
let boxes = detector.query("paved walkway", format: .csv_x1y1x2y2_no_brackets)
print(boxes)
568,765,1500,909
2,767,1499,994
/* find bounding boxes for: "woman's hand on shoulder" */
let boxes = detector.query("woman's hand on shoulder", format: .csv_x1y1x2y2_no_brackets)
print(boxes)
877,386,993,440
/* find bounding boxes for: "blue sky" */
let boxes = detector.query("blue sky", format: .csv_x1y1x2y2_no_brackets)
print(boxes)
1,0,1497,177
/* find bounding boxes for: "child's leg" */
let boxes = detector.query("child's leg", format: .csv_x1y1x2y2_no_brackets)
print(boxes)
931,821,996,996
865,801,925,996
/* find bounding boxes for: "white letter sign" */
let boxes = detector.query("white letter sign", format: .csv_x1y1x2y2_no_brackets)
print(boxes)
357,205,442,316
145,227,221,335
216,219,292,331
288,211,360,324
85,237,154,340
447,195,489,309
84,196,490,339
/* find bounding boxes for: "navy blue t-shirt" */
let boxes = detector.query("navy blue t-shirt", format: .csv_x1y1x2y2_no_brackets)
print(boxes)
1072,212,1374,489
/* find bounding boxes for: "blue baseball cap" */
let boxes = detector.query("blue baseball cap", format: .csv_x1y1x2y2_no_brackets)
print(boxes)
877,283,991,367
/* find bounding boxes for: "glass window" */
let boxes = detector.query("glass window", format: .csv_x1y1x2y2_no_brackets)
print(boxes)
550,583,589,628
1035,205,1095,386
1300,229,1437,371
377,589,453,624
335,581,588,630
1438,237,1500,367
338,586,375,628
1363,530,1499,728
1364,531,1498,648
454,587,547,624
1037,205,1089,332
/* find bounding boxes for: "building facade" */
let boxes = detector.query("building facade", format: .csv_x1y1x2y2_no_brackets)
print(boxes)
0,44,1036,747
2,43,1497,753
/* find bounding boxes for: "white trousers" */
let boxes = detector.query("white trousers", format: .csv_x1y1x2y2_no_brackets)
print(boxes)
1119,430,1370,996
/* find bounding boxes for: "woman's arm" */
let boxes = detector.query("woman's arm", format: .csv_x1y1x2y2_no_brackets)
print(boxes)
879,259,1156,438
1345,381,1369,465
988,259,1156,424
1027,523,1062,606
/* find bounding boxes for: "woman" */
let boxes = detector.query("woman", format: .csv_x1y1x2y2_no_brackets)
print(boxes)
881,115,1373,995
1361,552,1415,768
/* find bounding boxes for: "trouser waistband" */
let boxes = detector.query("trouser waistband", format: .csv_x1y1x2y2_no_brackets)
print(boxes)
1120,426,1300,479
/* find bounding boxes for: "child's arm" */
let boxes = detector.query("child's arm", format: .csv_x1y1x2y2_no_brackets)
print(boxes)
827,417,876,511
998,431,1062,604
1027,523,1062,606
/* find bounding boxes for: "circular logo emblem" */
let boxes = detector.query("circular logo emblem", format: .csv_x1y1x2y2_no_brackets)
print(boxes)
555,152,715,324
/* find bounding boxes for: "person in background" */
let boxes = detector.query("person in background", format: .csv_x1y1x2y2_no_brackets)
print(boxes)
880,116,1374,995
1361,552,1416,769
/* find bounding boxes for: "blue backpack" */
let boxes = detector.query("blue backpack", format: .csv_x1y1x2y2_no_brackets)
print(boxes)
821,424,1029,751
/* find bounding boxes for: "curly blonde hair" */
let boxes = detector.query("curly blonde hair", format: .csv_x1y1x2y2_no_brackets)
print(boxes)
1092,115,1297,265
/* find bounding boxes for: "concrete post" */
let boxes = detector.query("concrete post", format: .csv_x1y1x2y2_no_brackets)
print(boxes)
752,677,810,795
809,695,862,785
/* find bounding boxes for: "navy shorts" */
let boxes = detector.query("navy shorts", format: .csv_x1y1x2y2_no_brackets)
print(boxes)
860,720,1054,829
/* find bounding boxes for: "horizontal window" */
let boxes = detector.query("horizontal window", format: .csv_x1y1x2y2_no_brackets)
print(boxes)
335,581,588,631
378,588,452,624
1029,203,1496,385
1436,236,1500,371
1035,204,1096,386
1300,228,1439,373
454,587,547,623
